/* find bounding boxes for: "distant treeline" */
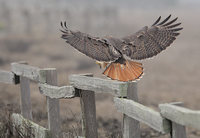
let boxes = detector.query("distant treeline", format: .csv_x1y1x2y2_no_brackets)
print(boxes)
0,0,122,37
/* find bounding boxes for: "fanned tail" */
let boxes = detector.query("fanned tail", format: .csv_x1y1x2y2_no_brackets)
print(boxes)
103,60,143,82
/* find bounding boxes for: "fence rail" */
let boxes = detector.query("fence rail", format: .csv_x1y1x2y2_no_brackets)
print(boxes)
0,70,19,84
39,83,75,99
11,62,40,82
114,98,171,133
0,61,200,138
69,74,129,97
11,113,51,138
159,103,200,130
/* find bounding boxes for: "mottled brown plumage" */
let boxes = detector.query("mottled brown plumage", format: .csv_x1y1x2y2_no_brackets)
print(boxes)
61,15,182,81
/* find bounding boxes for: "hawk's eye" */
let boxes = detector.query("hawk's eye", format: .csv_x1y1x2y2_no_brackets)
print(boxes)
137,34,144,40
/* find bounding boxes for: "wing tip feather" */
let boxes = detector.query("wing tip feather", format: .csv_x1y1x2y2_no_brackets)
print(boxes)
152,15,182,30
152,16,161,26
157,14,171,26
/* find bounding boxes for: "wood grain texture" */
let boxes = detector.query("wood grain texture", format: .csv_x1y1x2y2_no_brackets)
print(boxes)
20,76,33,120
11,63,40,82
168,102,187,138
122,82,141,138
114,98,171,133
39,83,75,98
159,103,200,130
171,122,187,138
80,90,98,138
11,113,52,138
79,74,98,138
69,74,130,97
43,69,61,138
0,70,19,84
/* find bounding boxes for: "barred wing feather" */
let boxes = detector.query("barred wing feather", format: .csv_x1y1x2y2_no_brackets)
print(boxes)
60,22,120,62
122,15,183,60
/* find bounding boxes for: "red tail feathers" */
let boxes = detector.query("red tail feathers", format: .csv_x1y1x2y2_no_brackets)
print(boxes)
103,60,143,81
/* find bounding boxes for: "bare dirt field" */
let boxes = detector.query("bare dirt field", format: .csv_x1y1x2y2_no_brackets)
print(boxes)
0,1,200,137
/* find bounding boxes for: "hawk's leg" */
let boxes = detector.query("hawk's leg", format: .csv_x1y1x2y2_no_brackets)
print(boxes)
96,61,109,69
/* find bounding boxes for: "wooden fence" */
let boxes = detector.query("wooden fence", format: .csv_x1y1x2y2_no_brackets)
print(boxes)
0,62,200,138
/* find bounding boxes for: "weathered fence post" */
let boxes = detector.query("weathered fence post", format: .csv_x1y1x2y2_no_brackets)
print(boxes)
40,68,61,138
19,76,33,120
171,122,187,138
79,74,98,138
123,82,140,138
159,102,187,138
12,62,33,120
170,103,187,138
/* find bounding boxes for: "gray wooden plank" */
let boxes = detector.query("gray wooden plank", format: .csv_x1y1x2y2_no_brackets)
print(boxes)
11,113,52,138
114,98,171,133
171,122,187,138
44,69,62,138
80,89,98,138
167,102,187,138
69,74,129,97
39,69,48,83
0,70,19,84
78,74,98,138
11,62,40,82
159,104,200,130
20,76,33,120
122,82,141,138
39,83,75,99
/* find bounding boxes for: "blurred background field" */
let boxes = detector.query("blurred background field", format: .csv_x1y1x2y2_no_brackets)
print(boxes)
0,0,200,137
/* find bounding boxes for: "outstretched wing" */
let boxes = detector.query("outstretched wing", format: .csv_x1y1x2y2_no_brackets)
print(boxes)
122,15,183,60
60,22,121,62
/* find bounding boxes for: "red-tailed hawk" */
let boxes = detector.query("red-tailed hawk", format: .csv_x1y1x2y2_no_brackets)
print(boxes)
60,15,182,81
